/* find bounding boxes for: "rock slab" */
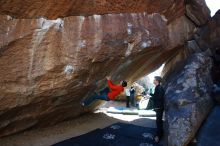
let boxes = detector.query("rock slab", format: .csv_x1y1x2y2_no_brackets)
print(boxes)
197,106,220,146
164,53,214,146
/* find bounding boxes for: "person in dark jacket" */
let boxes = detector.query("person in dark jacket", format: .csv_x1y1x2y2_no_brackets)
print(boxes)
130,86,136,107
125,87,131,108
150,76,165,143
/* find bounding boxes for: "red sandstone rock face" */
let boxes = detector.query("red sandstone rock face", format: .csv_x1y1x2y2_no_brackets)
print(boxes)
0,0,184,20
0,0,210,137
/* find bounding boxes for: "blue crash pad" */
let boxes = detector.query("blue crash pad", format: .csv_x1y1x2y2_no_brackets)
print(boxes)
53,122,162,146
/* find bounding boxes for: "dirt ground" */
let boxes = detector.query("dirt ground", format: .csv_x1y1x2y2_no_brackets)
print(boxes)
0,101,158,146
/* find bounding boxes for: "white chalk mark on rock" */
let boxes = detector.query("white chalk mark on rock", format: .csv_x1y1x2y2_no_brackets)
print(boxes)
127,28,132,35
64,65,74,75
39,18,64,30
161,15,168,22
145,29,150,36
141,41,151,49
127,22,133,35
124,40,128,44
125,43,135,57
79,40,86,48
127,22,133,27
93,14,102,52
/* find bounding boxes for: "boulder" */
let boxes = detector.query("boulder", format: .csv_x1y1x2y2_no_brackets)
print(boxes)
0,0,211,137
164,52,214,146
162,39,202,78
213,84,220,105
162,10,220,146
197,106,220,146
0,12,170,137
185,0,211,26
195,10,220,51
194,10,220,105
0,0,186,20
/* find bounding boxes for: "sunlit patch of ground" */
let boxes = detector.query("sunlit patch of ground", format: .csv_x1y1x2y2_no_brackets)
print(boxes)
96,101,156,122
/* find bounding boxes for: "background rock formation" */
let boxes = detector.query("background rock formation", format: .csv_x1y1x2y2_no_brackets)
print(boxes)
163,10,220,146
197,106,220,146
0,0,185,20
163,52,214,146
0,0,211,139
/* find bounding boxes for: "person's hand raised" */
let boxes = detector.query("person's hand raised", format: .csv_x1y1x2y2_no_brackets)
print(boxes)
106,76,111,80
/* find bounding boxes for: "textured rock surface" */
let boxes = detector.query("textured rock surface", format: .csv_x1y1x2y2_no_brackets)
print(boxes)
210,11,220,105
0,0,211,137
0,0,185,20
195,10,220,51
162,40,202,78
0,12,169,137
185,0,211,26
197,106,220,146
194,10,220,105
162,11,220,146
213,89,220,105
164,52,214,146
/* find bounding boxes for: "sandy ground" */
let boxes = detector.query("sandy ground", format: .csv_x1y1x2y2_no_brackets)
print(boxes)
0,101,159,146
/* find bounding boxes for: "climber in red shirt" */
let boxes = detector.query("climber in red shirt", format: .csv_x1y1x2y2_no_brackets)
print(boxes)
81,76,127,106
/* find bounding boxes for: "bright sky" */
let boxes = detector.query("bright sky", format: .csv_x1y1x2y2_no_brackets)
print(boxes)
148,64,165,84
205,0,220,16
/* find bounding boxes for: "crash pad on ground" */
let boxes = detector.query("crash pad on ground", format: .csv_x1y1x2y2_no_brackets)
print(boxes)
103,122,156,141
53,122,162,146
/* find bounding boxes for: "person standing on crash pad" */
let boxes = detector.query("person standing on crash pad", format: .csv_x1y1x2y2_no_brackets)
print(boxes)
150,76,165,143
130,86,136,107
125,87,131,108
81,76,127,106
